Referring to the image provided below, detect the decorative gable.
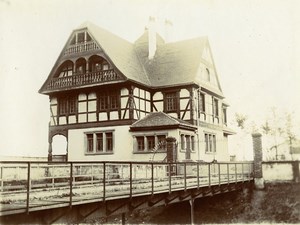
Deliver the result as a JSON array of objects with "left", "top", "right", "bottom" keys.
[{"left": 63, "top": 29, "right": 101, "bottom": 56}]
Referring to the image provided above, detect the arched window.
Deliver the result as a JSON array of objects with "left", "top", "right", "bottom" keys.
[
  {"left": 56, "top": 60, "right": 73, "bottom": 77},
  {"left": 75, "top": 58, "right": 86, "bottom": 74},
  {"left": 204, "top": 68, "right": 210, "bottom": 82},
  {"left": 88, "top": 55, "right": 111, "bottom": 72}
]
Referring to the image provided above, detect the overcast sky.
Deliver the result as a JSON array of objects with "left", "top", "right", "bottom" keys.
[{"left": 0, "top": 0, "right": 299, "bottom": 157}]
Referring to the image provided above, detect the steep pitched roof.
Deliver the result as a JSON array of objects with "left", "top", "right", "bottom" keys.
[
  {"left": 80, "top": 22, "right": 150, "bottom": 85},
  {"left": 130, "top": 112, "right": 197, "bottom": 131}
]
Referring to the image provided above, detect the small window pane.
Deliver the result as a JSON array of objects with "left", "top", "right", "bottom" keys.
[
  {"left": 157, "top": 135, "right": 166, "bottom": 151},
  {"left": 147, "top": 136, "right": 155, "bottom": 150},
  {"left": 87, "top": 134, "right": 94, "bottom": 152},
  {"left": 106, "top": 132, "right": 113, "bottom": 152},
  {"left": 137, "top": 137, "right": 144, "bottom": 151},
  {"left": 96, "top": 133, "right": 103, "bottom": 152}
]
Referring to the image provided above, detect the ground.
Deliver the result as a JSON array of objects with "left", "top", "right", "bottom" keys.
[{"left": 85, "top": 183, "right": 300, "bottom": 224}]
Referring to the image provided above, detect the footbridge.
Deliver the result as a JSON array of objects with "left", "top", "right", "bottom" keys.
[{"left": 0, "top": 161, "right": 254, "bottom": 224}]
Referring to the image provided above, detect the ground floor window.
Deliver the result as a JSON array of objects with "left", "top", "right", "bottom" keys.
[
  {"left": 85, "top": 131, "right": 114, "bottom": 154},
  {"left": 205, "top": 133, "right": 216, "bottom": 153},
  {"left": 180, "top": 133, "right": 195, "bottom": 152},
  {"left": 134, "top": 134, "right": 167, "bottom": 152}
]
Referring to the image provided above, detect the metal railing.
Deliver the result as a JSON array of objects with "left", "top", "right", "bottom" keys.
[{"left": 0, "top": 161, "right": 253, "bottom": 215}]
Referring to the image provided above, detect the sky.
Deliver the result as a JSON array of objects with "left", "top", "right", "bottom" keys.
[{"left": 0, "top": 0, "right": 299, "bottom": 157}]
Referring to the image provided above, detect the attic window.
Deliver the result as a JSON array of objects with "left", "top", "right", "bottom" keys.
[
  {"left": 205, "top": 68, "right": 210, "bottom": 82},
  {"left": 78, "top": 32, "right": 85, "bottom": 43}
]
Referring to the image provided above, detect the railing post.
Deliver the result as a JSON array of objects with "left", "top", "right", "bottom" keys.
[
  {"left": 197, "top": 163, "right": 199, "bottom": 189},
  {"left": 227, "top": 163, "right": 230, "bottom": 185},
  {"left": 26, "top": 162, "right": 31, "bottom": 214},
  {"left": 184, "top": 163, "right": 187, "bottom": 191},
  {"left": 208, "top": 163, "right": 211, "bottom": 187},
  {"left": 151, "top": 163, "right": 154, "bottom": 195},
  {"left": 168, "top": 163, "right": 172, "bottom": 193},
  {"left": 70, "top": 162, "right": 73, "bottom": 208},
  {"left": 242, "top": 163, "right": 244, "bottom": 183},
  {"left": 235, "top": 163, "right": 237, "bottom": 184},
  {"left": 129, "top": 162, "right": 132, "bottom": 199},
  {"left": 218, "top": 164, "right": 221, "bottom": 185},
  {"left": 103, "top": 162, "right": 106, "bottom": 202}
]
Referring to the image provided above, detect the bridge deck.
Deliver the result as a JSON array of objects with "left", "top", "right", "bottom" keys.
[{"left": 0, "top": 161, "right": 253, "bottom": 216}]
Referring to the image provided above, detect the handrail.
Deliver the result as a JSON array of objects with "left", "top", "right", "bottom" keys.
[
  {"left": 0, "top": 161, "right": 254, "bottom": 215},
  {"left": 46, "top": 69, "right": 122, "bottom": 90}
]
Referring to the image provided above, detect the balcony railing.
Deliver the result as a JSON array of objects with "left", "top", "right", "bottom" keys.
[
  {"left": 46, "top": 69, "right": 122, "bottom": 90},
  {"left": 63, "top": 41, "right": 99, "bottom": 55}
]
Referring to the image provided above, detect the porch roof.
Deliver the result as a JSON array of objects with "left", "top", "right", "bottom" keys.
[{"left": 130, "top": 112, "right": 197, "bottom": 131}]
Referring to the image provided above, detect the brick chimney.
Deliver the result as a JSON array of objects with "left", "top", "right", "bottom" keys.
[{"left": 148, "top": 16, "right": 156, "bottom": 59}]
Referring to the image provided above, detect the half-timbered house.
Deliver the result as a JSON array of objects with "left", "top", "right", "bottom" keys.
[{"left": 39, "top": 19, "right": 234, "bottom": 162}]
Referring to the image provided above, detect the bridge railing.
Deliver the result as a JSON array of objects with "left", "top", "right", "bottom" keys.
[{"left": 0, "top": 161, "right": 253, "bottom": 215}]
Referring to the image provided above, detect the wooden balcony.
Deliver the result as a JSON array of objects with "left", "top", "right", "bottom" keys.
[
  {"left": 63, "top": 41, "right": 99, "bottom": 55},
  {"left": 46, "top": 69, "right": 123, "bottom": 91}
]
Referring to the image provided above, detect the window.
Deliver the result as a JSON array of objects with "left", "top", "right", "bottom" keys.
[
  {"left": 136, "top": 137, "right": 145, "bottom": 151},
  {"left": 87, "top": 134, "right": 94, "bottom": 153},
  {"left": 77, "top": 32, "right": 85, "bottom": 43},
  {"left": 180, "top": 133, "right": 195, "bottom": 152},
  {"left": 157, "top": 135, "right": 166, "bottom": 151},
  {"left": 58, "top": 96, "right": 77, "bottom": 116},
  {"left": 198, "top": 92, "right": 205, "bottom": 114},
  {"left": 85, "top": 131, "right": 114, "bottom": 154},
  {"left": 205, "top": 133, "right": 216, "bottom": 153},
  {"left": 134, "top": 134, "right": 167, "bottom": 152},
  {"left": 204, "top": 68, "right": 210, "bottom": 82},
  {"left": 222, "top": 107, "right": 227, "bottom": 124},
  {"left": 58, "top": 62, "right": 73, "bottom": 77},
  {"left": 213, "top": 98, "right": 219, "bottom": 117},
  {"left": 147, "top": 136, "right": 155, "bottom": 150},
  {"left": 165, "top": 92, "right": 177, "bottom": 112},
  {"left": 98, "top": 91, "right": 119, "bottom": 111}
]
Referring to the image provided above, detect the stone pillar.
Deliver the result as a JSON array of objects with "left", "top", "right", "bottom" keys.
[{"left": 252, "top": 133, "right": 264, "bottom": 189}]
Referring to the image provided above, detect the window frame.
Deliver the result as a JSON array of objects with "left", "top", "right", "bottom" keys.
[
  {"left": 133, "top": 133, "right": 167, "bottom": 153},
  {"left": 204, "top": 133, "right": 217, "bottom": 154},
  {"left": 58, "top": 96, "right": 77, "bottom": 116},
  {"left": 85, "top": 130, "right": 115, "bottom": 155},
  {"left": 98, "top": 90, "right": 120, "bottom": 112},
  {"left": 164, "top": 91, "right": 178, "bottom": 113},
  {"left": 180, "top": 132, "right": 196, "bottom": 153}
]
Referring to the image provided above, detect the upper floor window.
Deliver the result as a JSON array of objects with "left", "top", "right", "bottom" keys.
[
  {"left": 222, "top": 107, "right": 227, "bottom": 125},
  {"left": 70, "top": 31, "right": 92, "bottom": 45},
  {"left": 213, "top": 98, "right": 219, "bottom": 117},
  {"left": 198, "top": 91, "right": 205, "bottom": 115},
  {"left": 58, "top": 96, "right": 77, "bottom": 116},
  {"left": 164, "top": 92, "right": 178, "bottom": 112},
  {"left": 85, "top": 131, "right": 114, "bottom": 154},
  {"left": 57, "top": 61, "right": 73, "bottom": 77},
  {"left": 89, "top": 55, "right": 111, "bottom": 72},
  {"left": 98, "top": 90, "right": 119, "bottom": 111}
]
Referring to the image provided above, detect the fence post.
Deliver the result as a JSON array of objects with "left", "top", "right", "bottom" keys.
[
  {"left": 252, "top": 133, "right": 265, "bottom": 189},
  {"left": 26, "top": 162, "right": 31, "bottom": 214}
]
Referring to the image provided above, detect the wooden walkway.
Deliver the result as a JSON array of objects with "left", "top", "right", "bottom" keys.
[{"left": 0, "top": 161, "right": 253, "bottom": 217}]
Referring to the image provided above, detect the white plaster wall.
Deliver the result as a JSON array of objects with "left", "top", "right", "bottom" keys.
[
  {"left": 262, "top": 163, "right": 294, "bottom": 182},
  {"left": 68, "top": 125, "right": 133, "bottom": 161}
]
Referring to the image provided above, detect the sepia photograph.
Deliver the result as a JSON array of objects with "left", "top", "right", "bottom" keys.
[{"left": 0, "top": 0, "right": 299, "bottom": 224}]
